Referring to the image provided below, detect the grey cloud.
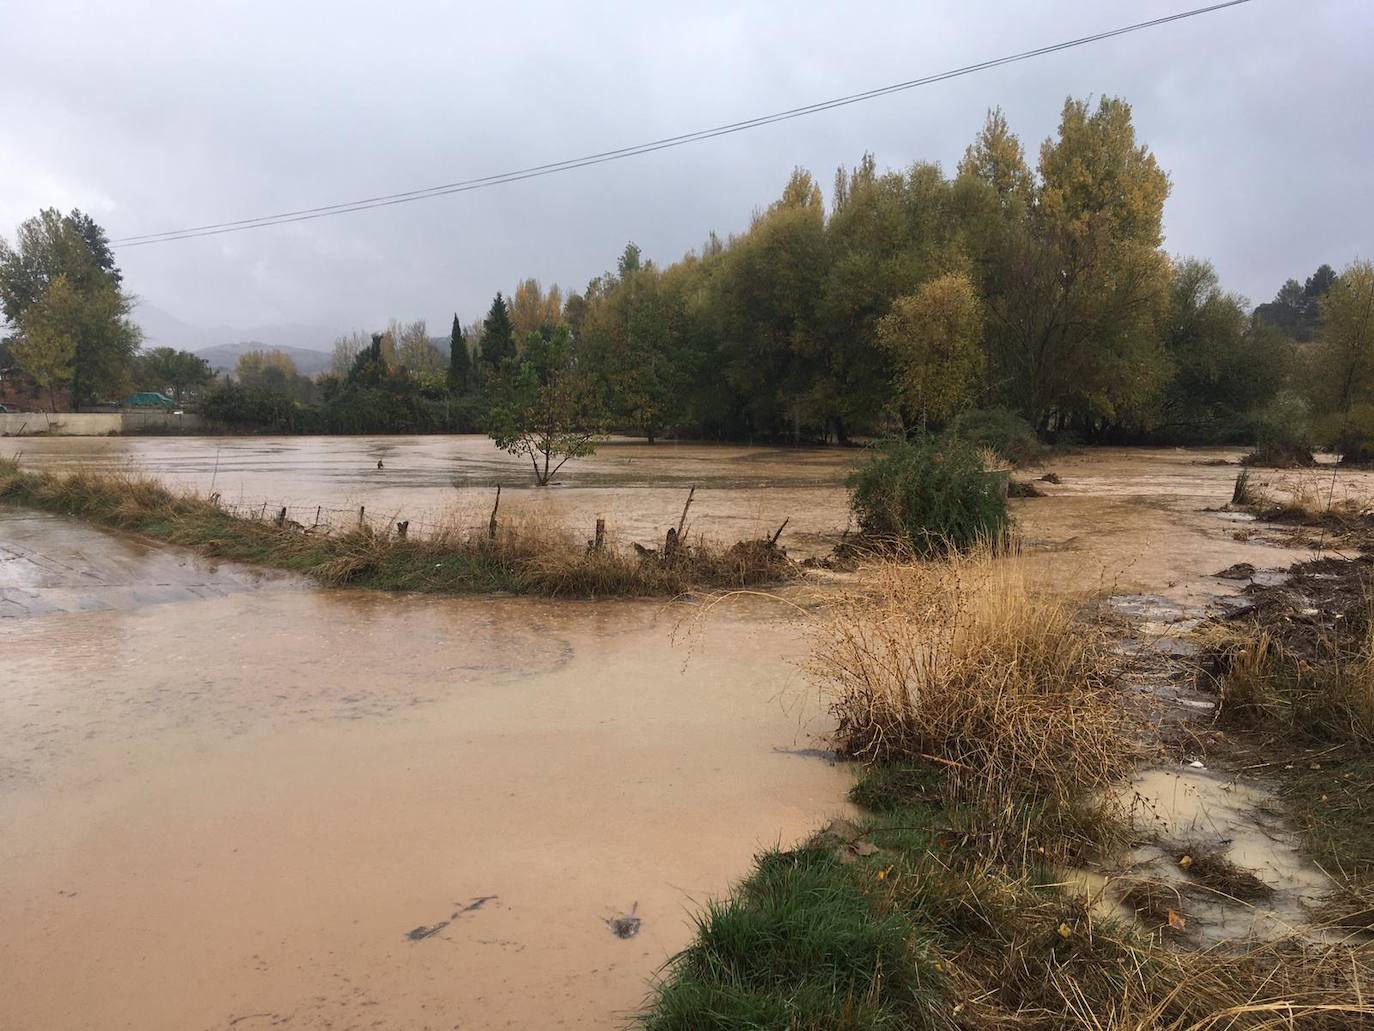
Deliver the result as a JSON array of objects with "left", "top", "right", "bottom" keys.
[{"left": 3, "top": 0, "right": 1370, "bottom": 347}]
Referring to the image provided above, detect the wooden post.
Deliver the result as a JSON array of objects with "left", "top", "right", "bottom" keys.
[
  {"left": 358, "top": 505, "right": 366, "bottom": 528},
  {"left": 275, "top": 506, "right": 287, "bottom": 528},
  {"left": 675, "top": 485, "right": 696, "bottom": 540},
  {"left": 396, "top": 520, "right": 409, "bottom": 539},
  {"left": 259, "top": 502, "right": 268, "bottom": 520},
  {"left": 769, "top": 518, "right": 789, "bottom": 547},
  {"left": 314, "top": 505, "right": 321, "bottom": 527},
  {"left": 593, "top": 517, "right": 605, "bottom": 553},
  {"left": 488, "top": 485, "right": 501, "bottom": 540}
]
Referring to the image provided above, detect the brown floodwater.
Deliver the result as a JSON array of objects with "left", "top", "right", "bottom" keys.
[
  {"left": 2, "top": 513, "right": 850, "bottom": 1030},
  {"left": 5, "top": 439, "right": 1371, "bottom": 1029}
]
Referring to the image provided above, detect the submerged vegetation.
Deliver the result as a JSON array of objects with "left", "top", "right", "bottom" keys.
[
  {"left": 846, "top": 438, "right": 1012, "bottom": 556},
  {"left": 0, "top": 459, "right": 794, "bottom": 597},
  {"left": 641, "top": 550, "right": 1374, "bottom": 1028}
]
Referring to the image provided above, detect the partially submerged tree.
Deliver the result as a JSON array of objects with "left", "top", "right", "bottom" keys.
[
  {"left": 447, "top": 314, "right": 471, "bottom": 394},
  {"left": 486, "top": 325, "right": 607, "bottom": 485},
  {"left": 0, "top": 208, "right": 139, "bottom": 408},
  {"left": 479, "top": 292, "right": 516, "bottom": 368},
  {"left": 1310, "top": 260, "right": 1374, "bottom": 460},
  {"left": 235, "top": 348, "right": 299, "bottom": 390},
  {"left": 394, "top": 319, "right": 445, "bottom": 376}
]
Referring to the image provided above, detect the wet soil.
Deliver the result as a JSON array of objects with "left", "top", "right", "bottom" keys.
[{"left": 4, "top": 440, "right": 1370, "bottom": 1028}]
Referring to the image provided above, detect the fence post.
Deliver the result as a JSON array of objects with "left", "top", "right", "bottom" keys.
[
  {"left": 358, "top": 505, "right": 366, "bottom": 528},
  {"left": 594, "top": 517, "right": 605, "bottom": 553},
  {"left": 275, "top": 506, "right": 287, "bottom": 528},
  {"left": 396, "top": 520, "right": 409, "bottom": 539}
]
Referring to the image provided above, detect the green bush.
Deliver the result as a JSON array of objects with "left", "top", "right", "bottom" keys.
[
  {"left": 946, "top": 407, "right": 1045, "bottom": 466},
  {"left": 847, "top": 436, "right": 1011, "bottom": 555},
  {"left": 1243, "top": 391, "right": 1316, "bottom": 467}
]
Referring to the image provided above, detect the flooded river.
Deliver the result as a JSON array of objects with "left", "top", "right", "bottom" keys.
[{"left": 2, "top": 438, "right": 1366, "bottom": 1029}]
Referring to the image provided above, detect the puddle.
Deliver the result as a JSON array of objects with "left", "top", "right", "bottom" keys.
[{"left": 1115, "top": 766, "right": 1332, "bottom": 943}]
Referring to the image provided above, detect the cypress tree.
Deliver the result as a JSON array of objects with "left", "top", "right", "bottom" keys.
[{"left": 448, "top": 313, "right": 471, "bottom": 393}]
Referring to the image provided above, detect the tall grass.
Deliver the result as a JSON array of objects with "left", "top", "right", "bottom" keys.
[
  {"left": 810, "top": 547, "right": 1133, "bottom": 853},
  {"left": 1208, "top": 619, "right": 1374, "bottom": 749},
  {"left": 0, "top": 459, "right": 794, "bottom": 597}
]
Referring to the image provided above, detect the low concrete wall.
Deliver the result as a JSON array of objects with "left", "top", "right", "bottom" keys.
[
  {"left": 120, "top": 411, "right": 208, "bottom": 434},
  {"left": 0, "top": 412, "right": 208, "bottom": 436}
]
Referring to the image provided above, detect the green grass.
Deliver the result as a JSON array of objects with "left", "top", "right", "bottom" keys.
[
  {"left": 644, "top": 844, "right": 944, "bottom": 1031},
  {"left": 0, "top": 459, "right": 794, "bottom": 598}
]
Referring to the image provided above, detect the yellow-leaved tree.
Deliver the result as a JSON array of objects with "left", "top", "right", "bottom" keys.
[
  {"left": 12, "top": 273, "right": 79, "bottom": 411},
  {"left": 877, "top": 272, "right": 984, "bottom": 431}
]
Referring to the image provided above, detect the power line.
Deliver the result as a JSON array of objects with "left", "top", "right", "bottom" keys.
[{"left": 112, "top": 1, "right": 1255, "bottom": 247}]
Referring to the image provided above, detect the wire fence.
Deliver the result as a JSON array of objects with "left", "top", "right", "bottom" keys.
[{"left": 209, "top": 496, "right": 488, "bottom": 541}]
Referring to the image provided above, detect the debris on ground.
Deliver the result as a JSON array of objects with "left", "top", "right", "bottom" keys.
[
  {"left": 1007, "top": 478, "right": 1045, "bottom": 498},
  {"left": 605, "top": 903, "right": 641, "bottom": 939}
]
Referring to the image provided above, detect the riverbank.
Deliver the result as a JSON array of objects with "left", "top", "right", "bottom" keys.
[
  {"left": 636, "top": 546, "right": 1374, "bottom": 1027},
  {"left": 0, "top": 458, "right": 794, "bottom": 597}
]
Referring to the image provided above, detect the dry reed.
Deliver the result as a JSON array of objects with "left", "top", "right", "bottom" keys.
[{"left": 810, "top": 545, "right": 1137, "bottom": 853}]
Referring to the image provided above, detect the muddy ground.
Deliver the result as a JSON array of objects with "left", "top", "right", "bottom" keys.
[{"left": 3, "top": 439, "right": 1372, "bottom": 1029}]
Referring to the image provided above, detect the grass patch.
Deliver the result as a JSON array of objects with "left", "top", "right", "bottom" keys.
[
  {"left": 1280, "top": 754, "right": 1374, "bottom": 879},
  {"left": 811, "top": 548, "right": 1134, "bottom": 858},
  {"left": 1202, "top": 556, "right": 1374, "bottom": 940},
  {"left": 642, "top": 795, "right": 1373, "bottom": 1029},
  {"left": 0, "top": 459, "right": 796, "bottom": 598},
  {"left": 643, "top": 549, "right": 1373, "bottom": 1028},
  {"left": 643, "top": 844, "right": 944, "bottom": 1031}
]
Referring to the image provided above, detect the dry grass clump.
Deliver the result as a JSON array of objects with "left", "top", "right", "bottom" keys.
[
  {"left": 811, "top": 546, "right": 1135, "bottom": 853},
  {"left": 1168, "top": 842, "right": 1274, "bottom": 902},
  {"left": 1208, "top": 624, "right": 1374, "bottom": 749},
  {"left": 0, "top": 459, "right": 795, "bottom": 597}
]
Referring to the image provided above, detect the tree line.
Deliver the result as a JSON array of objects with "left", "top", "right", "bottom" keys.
[{"left": 3, "top": 95, "right": 1371, "bottom": 462}]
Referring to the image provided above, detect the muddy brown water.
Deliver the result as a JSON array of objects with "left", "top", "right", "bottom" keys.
[{"left": 5, "top": 439, "right": 1373, "bottom": 1029}]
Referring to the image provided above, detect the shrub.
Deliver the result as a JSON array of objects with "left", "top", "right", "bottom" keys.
[
  {"left": 946, "top": 407, "right": 1045, "bottom": 466},
  {"left": 1243, "top": 391, "right": 1315, "bottom": 467},
  {"left": 847, "top": 436, "right": 1009, "bottom": 555}
]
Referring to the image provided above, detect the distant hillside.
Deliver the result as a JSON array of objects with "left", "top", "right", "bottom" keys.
[
  {"left": 197, "top": 341, "right": 335, "bottom": 377},
  {"left": 133, "top": 302, "right": 341, "bottom": 361}
]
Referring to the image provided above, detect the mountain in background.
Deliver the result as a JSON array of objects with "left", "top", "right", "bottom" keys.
[
  {"left": 194, "top": 340, "right": 336, "bottom": 377},
  {"left": 134, "top": 302, "right": 342, "bottom": 358}
]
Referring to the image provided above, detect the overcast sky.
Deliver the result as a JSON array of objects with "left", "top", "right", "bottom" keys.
[{"left": 3, "top": 0, "right": 1371, "bottom": 347}]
